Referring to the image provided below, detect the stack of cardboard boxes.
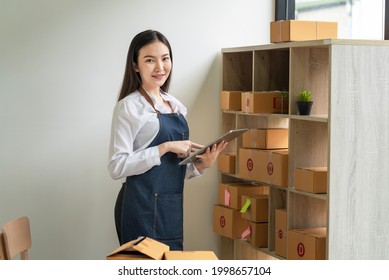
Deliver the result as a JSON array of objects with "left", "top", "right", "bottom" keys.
[
  {"left": 218, "top": 89, "right": 328, "bottom": 259},
  {"left": 240, "top": 194, "right": 269, "bottom": 248},
  {"left": 213, "top": 183, "right": 268, "bottom": 240},
  {"left": 217, "top": 90, "right": 289, "bottom": 250}
]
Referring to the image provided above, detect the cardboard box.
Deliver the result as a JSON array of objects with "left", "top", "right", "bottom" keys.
[
  {"left": 240, "top": 194, "right": 269, "bottom": 222},
  {"left": 239, "top": 148, "right": 288, "bottom": 187},
  {"left": 220, "top": 91, "right": 242, "bottom": 111},
  {"left": 287, "top": 227, "right": 326, "bottom": 260},
  {"left": 316, "top": 21, "right": 338, "bottom": 39},
  {"left": 270, "top": 20, "right": 338, "bottom": 43},
  {"left": 241, "top": 221, "right": 268, "bottom": 248},
  {"left": 107, "top": 237, "right": 218, "bottom": 260},
  {"left": 164, "top": 251, "right": 218, "bottom": 260},
  {"left": 107, "top": 236, "right": 169, "bottom": 260},
  {"left": 242, "top": 128, "right": 288, "bottom": 149},
  {"left": 270, "top": 20, "right": 282, "bottom": 43},
  {"left": 282, "top": 20, "right": 316, "bottom": 42},
  {"left": 218, "top": 183, "right": 269, "bottom": 210},
  {"left": 218, "top": 152, "right": 236, "bottom": 174},
  {"left": 213, "top": 204, "right": 249, "bottom": 239},
  {"left": 275, "top": 209, "right": 287, "bottom": 258},
  {"left": 241, "top": 91, "right": 286, "bottom": 114},
  {"left": 294, "top": 167, "right": 327, "bottom": 193}
]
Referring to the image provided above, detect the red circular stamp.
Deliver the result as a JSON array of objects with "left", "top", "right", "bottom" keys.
[
  {"left": 267, "top": 162, "right": 273, "bottom": 175},
  {"left": 297, "top": 242, "right": 305, "bottom": 257},
  {"left": 220, "top": 216, "right": 226, "bottom": 228},
  {"left": 247, "top": 158, "right": 253, "bottom": 171}
]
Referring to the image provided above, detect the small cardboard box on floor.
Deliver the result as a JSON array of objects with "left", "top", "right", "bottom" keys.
[
  {"left": 275, "top": 209, "right": 287, "bottom": 258},
  {"left": 242, "top": 128, "right": 288, "bottom": 149},
  {"left": 220, "top": 91, "right": 242, "bottom": 111},
  {"left": 213, "top": 204, "right": 248, "bottom": 239},
  {"left": 270, "top": 20, "right": 338, "bottom": 43},
  {"left": 239, "top": 148, "right": 288, "bottom": 187},
  {"left": 218, "top": 182, "right": 269, "bottom": 210},
  {"left": 241, "top": 91, "right": 287, "bottom": 114},
  {"left": 294, "top": 167, "right": 328, "bottom": 193},
  {"left": 218, "top": 152, "right": 236, "bottom": 174},
  {"left": 107, "top": 237, "right": 218, "bottom": 260},
  {"left": 287, "top": 227, "right": 326, "bottom": 260}
]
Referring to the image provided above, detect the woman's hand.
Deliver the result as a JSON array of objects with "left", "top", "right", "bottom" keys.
[
  {"left": 158, "top": 140, "right": 203, "bottom": 158},
  {"left": 194, "top": 141, "right": 228, "bottom": 172}
]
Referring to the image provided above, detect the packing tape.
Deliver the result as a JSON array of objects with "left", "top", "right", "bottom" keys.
[{"left": 240, "top": 198, "right": 251, "bottom": 213}]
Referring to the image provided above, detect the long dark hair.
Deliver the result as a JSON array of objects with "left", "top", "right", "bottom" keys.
[{"left": 117, "top": 30, "right": 173, "bottom": 101}]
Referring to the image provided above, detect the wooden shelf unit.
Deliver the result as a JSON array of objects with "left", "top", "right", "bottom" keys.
[{"left": 218, "top": 39, "right": 389, "bottom": 260}]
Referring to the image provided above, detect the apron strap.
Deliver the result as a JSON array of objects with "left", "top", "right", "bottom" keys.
[{"left": 139, "top": 87, "right": 160, "bottom": 114}]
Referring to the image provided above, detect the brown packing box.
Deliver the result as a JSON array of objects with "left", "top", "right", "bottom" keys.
[
  {"left": 213, "top": 204, "right": 249, "bottom": 239},
  {"left": 107, "top": 236, "right": 169, "bottom": 260},
  {"left": 242, "top": 128, "right": 288, "bottom": 149},
  {"left": 164, "top": 251, "right": 218, "bottom": 260},
  {"left": 220, "top": 91, "right": 242, "bottom": 111},
  {"left": 317, "top": 21, "right": 338, "bottom": 39},
  {"left": 287, "top": 227, "right": 327, "bottom": 260},
  {"left": 294, "top": 167, "right": 327, "bottom": 193},
  {"left": 107, "top": 237, "right": 218, "bottom": 260},
  {"left": 218, "top": 183, "right": 269, "bottom": 210},
  {"left": 239, "top": 148, "right": 288, "bottom": 187},
  {"left": 218, "top": 152, "right": 236, "bottom": 174},
  {"left": 270, "top": 20, "right": 282, "bottom": 43},
  {"left": 241, "top": 91, "right": 286, "bottom": 114},
  {"left": 240, "top": 194, "right": 269, "bottom": 222},
  {"left": 281, "top": 20, "right": 316, "bottom": 41},
  {"left": 275, "top": 209, "right": 287, "bottom": 258},
  {"left": 243, "top": 221, "right": 268, "bottom": 248},
  {"left": 270, "top": 20, "right": 338, "bottom": 43}
]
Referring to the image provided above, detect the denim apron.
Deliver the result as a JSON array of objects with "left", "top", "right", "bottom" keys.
[{"left": 114, "top": 89, "right": 189, "bottom": 250}]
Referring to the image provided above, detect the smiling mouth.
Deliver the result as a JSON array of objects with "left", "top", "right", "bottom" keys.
[{"left": 153, "top": 74, "right": 165, "bottom": 80}]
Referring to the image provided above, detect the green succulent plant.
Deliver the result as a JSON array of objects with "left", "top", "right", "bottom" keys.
[{"left": 297, "top": 90, "right": 312, "bottom": 102}]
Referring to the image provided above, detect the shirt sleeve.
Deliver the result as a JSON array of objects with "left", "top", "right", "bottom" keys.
[
  {"left": 185, "top": 162, "right": 204, "bottom": 179},
  {"left": 107, "top": 101, "right": 161, "bottom": 180}
]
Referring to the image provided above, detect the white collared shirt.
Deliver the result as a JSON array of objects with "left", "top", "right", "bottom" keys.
[{"left": 108, "top": 90, "right": 201, "bottom": 181}]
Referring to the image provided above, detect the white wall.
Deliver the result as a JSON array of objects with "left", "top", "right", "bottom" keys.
[{"left": 0, "top": 0, "right": 273, "bottom": 259}]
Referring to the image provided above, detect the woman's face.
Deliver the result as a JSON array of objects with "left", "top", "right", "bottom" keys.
[{"left": 136, "top": 41, "right": 172, "bottom": 92}]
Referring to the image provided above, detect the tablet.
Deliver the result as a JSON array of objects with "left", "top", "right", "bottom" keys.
[{"left": 179, "top": 128, "right": 248, "bottom": 165}]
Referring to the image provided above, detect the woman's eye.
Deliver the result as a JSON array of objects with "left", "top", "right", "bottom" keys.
[
  {"left": 163, "top": 57, "right": 170, "bottom": 61},
  {"left": 145, "top": 59, "right": 154, "bottom": 63}
]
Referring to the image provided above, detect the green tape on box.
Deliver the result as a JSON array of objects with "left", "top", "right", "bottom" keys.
[{"left": 240, "top": 198, "right": 251, "bottom": 213}]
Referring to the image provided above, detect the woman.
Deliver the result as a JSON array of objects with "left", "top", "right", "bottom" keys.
[{"left": 108, "top": 30, "right": 227, "bottom": 250}]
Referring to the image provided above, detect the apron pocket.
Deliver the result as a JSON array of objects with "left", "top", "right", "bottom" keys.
[{"left": 153, "top": 193, "right": 183, "bottom": 241}]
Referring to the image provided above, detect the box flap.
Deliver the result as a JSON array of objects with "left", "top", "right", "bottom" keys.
[
  {"left": 133, "top": 237, "right": 170, "bottom": 260},
  {"left": 107, "top": 236, "right": 169, "bottom": 260}
]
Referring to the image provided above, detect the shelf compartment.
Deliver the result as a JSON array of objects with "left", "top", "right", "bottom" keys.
[
  {"left": 288, "top": 192, "right": 327, "bottom": 229},
  {"left": 222, "top": 51, "right": 253, "bottom": 91},
  {"left": 254, "top": 48, "right": 289, "bottom": 92},
  {"left": 288, "top": 119, "right": 328, "bottom": 189},
  {"left": 290, "top": 46, "right": 329, "bottom": 116}
]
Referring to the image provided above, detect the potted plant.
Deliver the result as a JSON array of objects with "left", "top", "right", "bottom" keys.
[{"left": 297, "top": 90, "right": 313, "bottom": 115}]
